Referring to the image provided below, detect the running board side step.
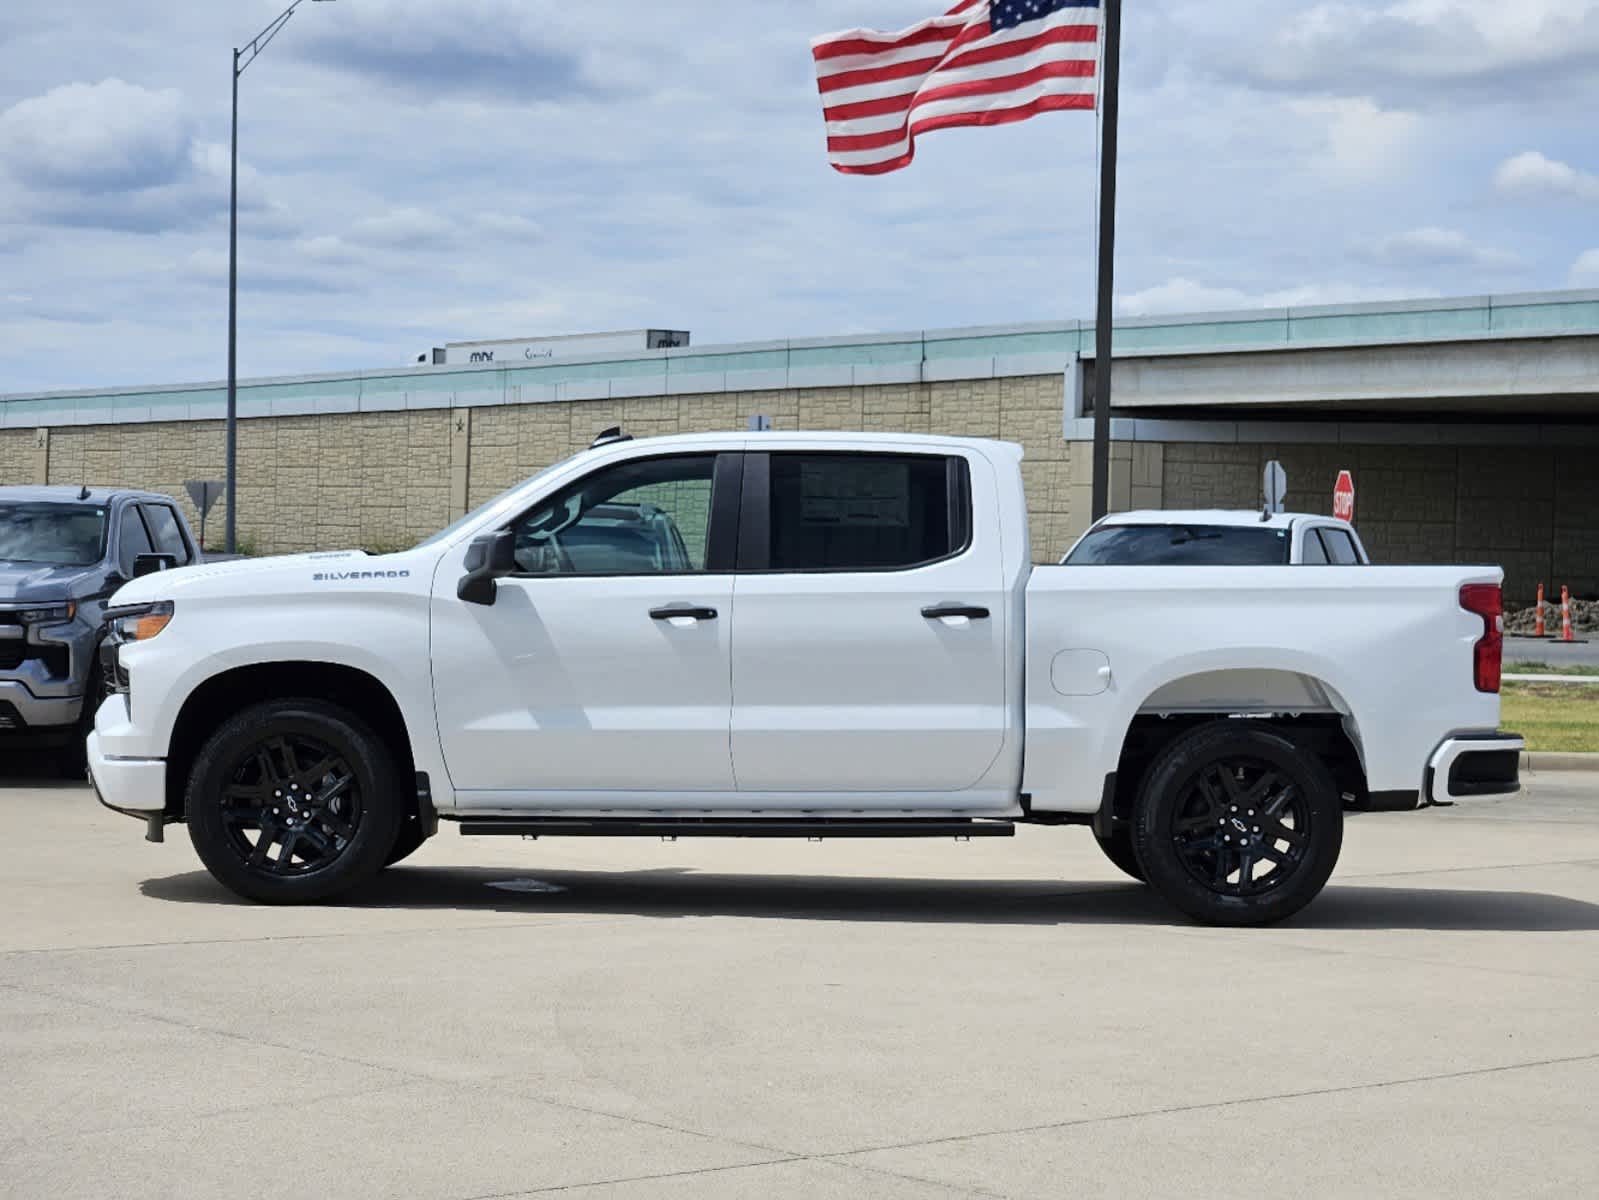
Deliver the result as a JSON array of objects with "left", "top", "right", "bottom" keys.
[{"left": 454, "top": 818, "right": 1017, "bottom": 840}]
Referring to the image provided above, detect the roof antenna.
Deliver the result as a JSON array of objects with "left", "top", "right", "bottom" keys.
[
  {"left": 79, "top": 485, "right": 91, "bottom": 501},
  {"left": 590, "top": 426, "right": 633, "bottom": 449}
]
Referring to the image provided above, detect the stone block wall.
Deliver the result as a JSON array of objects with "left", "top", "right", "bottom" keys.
[
  {"left": 12, "top": 375, "right": 1071, "bottom": 562},
  {"left": 1160, "top": 441, "right": 1597, "bottom": 600}
]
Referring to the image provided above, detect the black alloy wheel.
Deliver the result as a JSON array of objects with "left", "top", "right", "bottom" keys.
[
  {"left": 1169, "top": 759, "right": 1311, "bottom": 899},
  {"left": 1133, "top": 722, "right": 1342, "bottom": 926},
  {"left": 217, "top": 733, "right": 363, "bottom": 878},
  {"left": 187, "top": 699, "right": 401, "bottom": 904}
]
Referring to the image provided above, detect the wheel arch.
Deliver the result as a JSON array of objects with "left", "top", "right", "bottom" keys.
[
  {"left": 163, "top": 661, "right": 417, "bottom": 821},
  {"left": 1101, "top": 667, "right": 1370, "bottom": 832}
]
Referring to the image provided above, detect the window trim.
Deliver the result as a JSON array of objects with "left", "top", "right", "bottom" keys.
[
  {"left": 115, "top": 502, "right": 156, "bottom": 577},
  {"left": 736, "top": 450, "right": 975, "bottom": 576},
  {"left": 138, "top": 502, "right": 194, "bottom": 566},
  {"left": 498, "top": 450, "right": 740, "bottom": 580}
]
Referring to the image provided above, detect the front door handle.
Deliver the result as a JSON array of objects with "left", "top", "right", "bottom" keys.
[
  {"left": 651, "top": 605, "right": 719, "bottom": 622},
  {"left": 922, "top": 604, "right": 990, "bottom": 621}
]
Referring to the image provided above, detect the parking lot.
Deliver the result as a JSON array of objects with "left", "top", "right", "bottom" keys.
[{"left": 3, "top": 769, "right": 1596, "bottom": 1199}]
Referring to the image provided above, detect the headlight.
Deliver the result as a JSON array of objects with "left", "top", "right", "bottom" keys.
[
  {"left": 110, "top": 601, "right": 175, "bottom": 642},
  {"left": 19, "top": 602, "right": 76, "bottom": 625}
]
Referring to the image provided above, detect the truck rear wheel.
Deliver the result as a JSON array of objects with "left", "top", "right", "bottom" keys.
[
  {"left": 1133, "top": 722, "right": 1342, "bottom": 927},
  {"left": 1092, "top": 829, "right": 1146, "bottom": 882},
  {"left": 185, "top": 699, "right": 402, "bottom": 904}
]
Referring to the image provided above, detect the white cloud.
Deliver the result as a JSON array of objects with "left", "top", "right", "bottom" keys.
[
  {"left": 1289, "top": 97, "right": 1421, "bottom": 180},
  {"left": 1494, "top": 151, "right": 1599, "bottom": 202},
  {"left": 1240, "top": 0, "right": 1599, "bottom": 93},
  {"left": 1352, "top": 227, "right": 1521, "bottom": 270},
  {"left": 1117, "top": 277, "right": 1437, "bottom": 317},
  {"left": 1572, "top": 250, "right": 1599, "bottom": 287},
  {"left": 0, "top": 79, "right": 190, "bottom": 191},
  {"left": 347, "top": 207, "right": 456, "bottom": 249}
]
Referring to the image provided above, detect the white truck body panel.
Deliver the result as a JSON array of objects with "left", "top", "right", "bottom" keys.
[
  {"left": 92, "top": 432, "right": 1507, "bottom": 827},
  {"left": 1021, "top": 565, "right": 1502, "bottom": 812}
]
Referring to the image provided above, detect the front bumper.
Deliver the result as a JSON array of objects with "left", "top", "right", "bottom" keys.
[
  {"left": 0, "top": 678, "right": 83, "bottom": 733},
  {"left": 87, "top": 693, "right": 168, "bottom": 819},
  {"left": 1427, "top": 733, "right": 1524, "bottom": 805}
]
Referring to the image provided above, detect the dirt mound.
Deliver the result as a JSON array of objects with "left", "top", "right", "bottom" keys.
[{"left": 1506, "top": 596, "right": 1599, "bottom": 636}]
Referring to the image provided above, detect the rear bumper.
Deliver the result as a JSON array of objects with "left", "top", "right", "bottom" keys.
[
  {"left": 87, "top": 731, "right": 167, "bottom": 816},
  {"left": 1427, "top": 733, "right": 1524, "bottom": 805}
]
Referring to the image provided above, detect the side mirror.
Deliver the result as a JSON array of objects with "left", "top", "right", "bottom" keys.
[
  {"left": 458, "top": 530, "right": 518, "bottom": 606},
  {"left": 133, "top": 552, "right": 179, "bottom": 578}
]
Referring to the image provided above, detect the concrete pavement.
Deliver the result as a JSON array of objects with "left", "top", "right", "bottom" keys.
[{"left": 2, "top": 772, "right": 1597, "bottom": 1198}]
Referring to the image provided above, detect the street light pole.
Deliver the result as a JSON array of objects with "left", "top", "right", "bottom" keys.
[
  {"left": 227, "top": 50, "right": 240, "bottom": 553},
  {"left": 225, "top": 0, "right": 336, "bottom": 554}
]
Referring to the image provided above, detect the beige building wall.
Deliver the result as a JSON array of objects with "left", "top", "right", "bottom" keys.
[
  {"left": 12, "top": 376, "right": 1591, "bottom": 599},
  {"left": 16, "top": 375, "right": 1073, "bottom": 561},
  {"left": 0, "top": 428, "right": 49, "bottom": 485}
]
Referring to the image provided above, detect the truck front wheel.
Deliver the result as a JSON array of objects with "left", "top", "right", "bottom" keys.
[
  {"left": 1133, "top": 722, "right": 1343, "bottom": 927},
  {"left": 185, "top": 699, "right": 403, "bottom": 904}
]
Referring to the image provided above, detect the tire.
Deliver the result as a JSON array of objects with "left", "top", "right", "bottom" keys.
[
  {"left": 1132, "top": 721, "right": 1343, "bottom": 927},
  {"left": 383, "top": 818, "right": 427, "bottom": 868},
  {"left": 185, "top": 699, "right": 403, "bottom": 904},
  {"left": 1093, "top": 828, "right": 1146, "bottom": 883}
]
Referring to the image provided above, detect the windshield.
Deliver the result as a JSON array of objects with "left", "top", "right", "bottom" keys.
[
  {"left": 411, "top": 460, "right": 571, "bottom": 551},
  {"left": 0, "top": 502, "right": 109, "bottom": 567},
  {"left": 1066, "top": 524, "right": 1291, "bottom": 566}
]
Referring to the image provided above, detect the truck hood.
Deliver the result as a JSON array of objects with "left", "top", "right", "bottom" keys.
[
  {"left": 108, "top": 550, "right": 426, "bottom": 607},
  {"left": 0, "top": 560, "right": 103, "bottom": 604}
]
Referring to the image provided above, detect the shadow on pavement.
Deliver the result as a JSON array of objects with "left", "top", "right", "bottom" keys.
[
  {"left": 139, "top": 864, "right": 1599, "bottom": 932},
  {"left": 0, "top": 751, "right": 82, "bottom": 788}
]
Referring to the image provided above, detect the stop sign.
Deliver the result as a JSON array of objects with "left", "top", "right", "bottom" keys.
[{"left": 1333, "top": 470, "right": 1356, "bottom": 523}]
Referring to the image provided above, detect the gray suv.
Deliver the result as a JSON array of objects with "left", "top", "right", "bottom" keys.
[{"left": 0, "top": 486, "right": 200, "bottom": 775}]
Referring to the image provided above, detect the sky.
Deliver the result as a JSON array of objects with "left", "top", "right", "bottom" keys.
[{"left": 2, "top": 0, "right": 1599, "bottom": 394}]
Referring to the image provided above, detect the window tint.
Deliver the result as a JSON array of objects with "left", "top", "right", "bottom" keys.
[
  {"left": 118, "top": 508, "right": 154, "bottom": 575},
  {"left": 1066, "top": 525, "right": 1290, "bottom": 566},
  {"left": 767, "top": 454, "right": 962, "bottom": 571},
  {"left": 510, "top": 455, "right": 716, "bottom": 575},
  {"left": 1300, "top": 528, "right": 1330, "bottom": 564},
  {"left": 141, "top": 504, "right": 191, "bottom": 564},
  {"left": 1321, "top": 529, "right": 1360, "bottom": 565}
]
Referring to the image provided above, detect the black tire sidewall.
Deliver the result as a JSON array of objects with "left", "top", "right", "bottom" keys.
[
  {"left": 1133, "top": 722, "right": 1343, "bottom": 926},
  {"left": 186, "top": 700, "right": 401, "bottom": 904},
  {"left": 1093, "top": 828, "right": 1147, "bottom": 883}
]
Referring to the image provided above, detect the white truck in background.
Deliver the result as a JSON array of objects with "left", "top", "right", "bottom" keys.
[
  {"left": 1065, "top": 510, "right": 1371, "bottom": 566},
  {"left": 89, "top": 431, "right": 1521, "bottom": 926}
]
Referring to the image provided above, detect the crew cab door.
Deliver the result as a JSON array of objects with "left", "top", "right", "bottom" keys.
[
  {"left": 729, "top": 448, "right": 1009, "bottom": 800},
  {"left": 431, "top": 452, "right": 741, "bottom": 797}
]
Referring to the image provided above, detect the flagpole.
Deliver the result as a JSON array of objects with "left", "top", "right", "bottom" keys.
[{"left": 1090, "top": 0, "right": 1122, "bottom": 521}]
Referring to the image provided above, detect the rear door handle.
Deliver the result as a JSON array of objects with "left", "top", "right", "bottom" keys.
[
  {"left": 651, "top": 605, "right": 719, "bottom": 622},
  {"left": 922, "top": 604, "right": 990, "bottom": 621}
]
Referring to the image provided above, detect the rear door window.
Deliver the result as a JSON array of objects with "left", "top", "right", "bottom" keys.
[{"left": 762, "top": 453, "right": 967, "bottom": 572}]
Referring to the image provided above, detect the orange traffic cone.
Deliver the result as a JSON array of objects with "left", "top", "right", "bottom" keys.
[
  {"left": 1562, "top": 586, "right": 1575, "bottom": 643},
  {"left": 1535, "top": 583, "right": 1547, "bottom": 638}
]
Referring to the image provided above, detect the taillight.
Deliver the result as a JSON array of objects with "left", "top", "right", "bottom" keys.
[{"left": 1460, "top": 584, "right": 1503, "bottom": 694}]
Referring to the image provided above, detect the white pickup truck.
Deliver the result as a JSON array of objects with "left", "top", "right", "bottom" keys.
[{"left": 89, "top": 431, "right": 1522, "bottom": 926}]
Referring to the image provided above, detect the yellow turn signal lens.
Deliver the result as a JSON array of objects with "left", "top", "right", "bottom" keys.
[{"left": 133, "top": 612, "right": 173, "bottom": 641}]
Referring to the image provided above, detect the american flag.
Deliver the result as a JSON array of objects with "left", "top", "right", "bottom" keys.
[{"left": 813, "top": 0, "right": 1102, "bottom": 176}]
